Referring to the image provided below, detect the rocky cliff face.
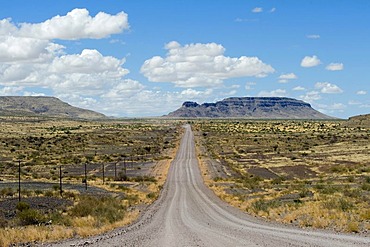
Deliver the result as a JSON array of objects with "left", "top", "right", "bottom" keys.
[
  {"left": 0, "top": 96, "right": 106, "bottom": 119},
  {"left": 167, "top": 97, "right": 333, "bottom": 119}
]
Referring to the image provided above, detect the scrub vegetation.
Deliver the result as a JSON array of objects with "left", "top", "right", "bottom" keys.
[
  {"left": 194, "top": 120, "right": 370, "bottom": 233},
  {"left": 0, "top": 116, "right": 181, "bottom": 246}
]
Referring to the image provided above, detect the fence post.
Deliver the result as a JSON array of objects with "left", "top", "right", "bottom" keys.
[
  {"left": 17, "top": 160, "right": 21, "bottom": 202},
  {"left": 84, "top": 163, "right": 87, "bottom": 190},
  {"left": 124, "top": 157, "right": 127, "bottom": 176},
  {"left": 114, "top": 162, "right": 117, "bottom": 180},
  {"left": 59, "top": 165, "right": 63, "bottom": 197},
  {"left": 102, "top": 163, "right": 105, "bottom": 185}
]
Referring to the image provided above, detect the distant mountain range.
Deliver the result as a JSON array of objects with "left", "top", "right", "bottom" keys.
[
  {"left": 0, "top": 96, "right": 106, "bottom": 119},
  {"left": 166, "top": 97, "right": 334, "bottom": 119}
]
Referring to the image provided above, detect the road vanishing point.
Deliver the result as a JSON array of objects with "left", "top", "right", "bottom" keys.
[{"left": 50, "top": 125, "right": 369, "bottom": 247}]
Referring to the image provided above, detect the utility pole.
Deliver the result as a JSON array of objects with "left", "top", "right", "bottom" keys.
[
  {"left": 59, "top": 165, "right": 63, "bottom": 197},
  {"left": 102, "top": 163, "right": 105, "bottom": 184},
  {"left": 114, "top": 162, "right": 117, "bottom": 180},
  {"left": 84, "top": 163, "right": 87, "bottom": 190},
  {"left": 124, "top": 157, "right": 127, "bottom": 176},
  {"left": 17, "top": 160, "right": 21, "bottom": 202}
]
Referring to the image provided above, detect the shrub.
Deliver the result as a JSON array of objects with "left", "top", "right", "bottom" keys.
[
  {"left": 70, "top": 196, "right": 126, "bottom": 224},
  {"left": 1, "top": 187, "right": 14, "bottom": 197},
  {"left": 146, "top": 192, "right": 157, "bottom": 199},
  {"left": 44, "top": 190, "right": 54, "bottom": 197},
  {"left": 0, "top": 216, "right": 8, "bottom": 228},
  {"left": 117, "top": 171, "right": 129, "bottom": 181},
  {"left": 53, "top": 184, "right": 60, "bottom": 191},
  {"left": 316, "top": 185, "right": 340, "bottom": 194},
  {"left": 361, "top": 183, "right": 370, "bottom": 191},
  {"left": 34, "top": 189, "right": 43, "bottom": 196},
  {"left": 17, "top": 209, "right": 45, "bottom": 225},
  {"left": 63, "top": 191, "right": 77, "bottom": 200},
  {"left": 251, "top": 199, "right": 281, "bottom": 213},
  {"left": 16, "top": 201, "right": 30, "bottom": 211},
  {"left": 130, "top": 176, "right": 157, "bottom": 183},
  {"left": 347, "top": 222, "right": 359, "bottom": 233},
  {"left": 322, "top": 198, "right": 353, "bottom": 212},
  {"left": 117, "top": 185, "right": 130, "bottom": 191}
]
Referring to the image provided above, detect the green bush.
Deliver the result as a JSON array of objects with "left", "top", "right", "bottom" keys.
[
  {"left": 251, "top": 199, "right": 281, "bottom": 213},
  {"left": 34, "top": 189, "right": 43, "bottom": 196},
  {"left": 70, "top": 196, "right": 126, "bottom": 224},
  {"left": 16, "top": 201, "right": 30, "bottom": 211},
  {"left": 1, "top": 187, "right": 14, "bottom": 197},
  {"left": 361, "top": 183, "right": 370, "bottom": 191},
  {"left": 323, "top": 198, "right": 354, "bottom": 212},
  {"left": 44, "top": 190, "right": 54, "bottom": 197},
  {"left": 146, "top": 192, "right": 157, "bottom": 199},
  {"left": 17, "top": 209, "right": 45, "bottom": 225},
  {"left": 0, "top": 216, "right": 8, "bottom": 228}
]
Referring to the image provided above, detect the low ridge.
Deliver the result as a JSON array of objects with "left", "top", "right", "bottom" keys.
[
  {"left": 167, "top": 97, "right": 333, "bottom": 119},
  {"left": 343, "top": 113, "right": 370, "bottom": 128},
  {"left": 0, "top": 96, "right": 106, "bottom": 119}
]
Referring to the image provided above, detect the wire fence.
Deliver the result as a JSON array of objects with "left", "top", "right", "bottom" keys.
[{"left": 0, "top": 158, "right": 156, "bottom": 201}]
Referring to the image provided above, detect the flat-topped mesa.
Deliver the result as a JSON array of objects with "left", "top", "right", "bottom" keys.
[
  {"left": 217, "top": 97, "right": 311, "bottom": 108},
  {"left": 167, "top": 97, "right": 333, "bottom": 119}
]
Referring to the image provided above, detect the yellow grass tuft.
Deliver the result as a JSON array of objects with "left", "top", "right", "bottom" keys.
[{"left": 0, "top": 225, "right": 74, "bottom": 247}]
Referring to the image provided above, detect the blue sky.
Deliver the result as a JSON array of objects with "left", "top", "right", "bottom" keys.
[{"left": 0, "top": 0, "right": 369, "bottom": 118}]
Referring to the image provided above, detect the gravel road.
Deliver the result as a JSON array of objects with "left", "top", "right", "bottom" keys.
[{"left": 47, "top": 125, "right": 369, "bottom": 247}]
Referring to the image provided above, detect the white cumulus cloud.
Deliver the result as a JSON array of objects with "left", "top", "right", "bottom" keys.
[
  {"left": 0, "top": 86, "right": 24, "bottom": 95},
  {"left": 0, "top": 36, "right": 53, "bottom": 62},
  {"left": 315, "top": 82, "right": 343, "bottom": 94},
  {"left": 50, "top": 49, "right": 128, "bottom": 76},
  {"left": 18, "top": 8, "right": 129, "bottom": 40},
  {"left": 301, "top": 55, "right": 321, "bottom": 68},
  {"left": 141, "top": 41, "right": 275, "bottom": 88},
  {"left": 293, "top": 86, "right": 305, "bottom": 91},
  {"left": 278, "top": 73, "right": 297, "bottom": 83},
  {"left": 0, "top": 8, "right": 127, "bottom": 63},
  {"left": 102, "top": 79, "right": 145, "bottom": 100},
  {"left": 326, "top": 63, "right": 344, "bottom": 71},
  {"left": 317, "top": 103, "right": 346, "bottom": 112},
  {"left": 0, "top": 49, "right": 132, "bottom": 96},
  {"left": 299, "top": 91, "right": 321, "bottom": 103}
]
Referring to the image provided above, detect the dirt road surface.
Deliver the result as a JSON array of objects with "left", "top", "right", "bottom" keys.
[{"left": 48, "top": 125, "right": 369, "bottom": 247}]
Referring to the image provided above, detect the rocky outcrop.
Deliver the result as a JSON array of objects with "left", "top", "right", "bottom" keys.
[
  {"left": 0, "top": 96, "right": 106, "bottom": 119},
  {"left": 166, "top": 97, "right": 333, "bottom": 119}
]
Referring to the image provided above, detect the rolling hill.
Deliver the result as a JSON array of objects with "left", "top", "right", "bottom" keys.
[{"left": 0, "top": 96, "right": 106, "bottom": 119}]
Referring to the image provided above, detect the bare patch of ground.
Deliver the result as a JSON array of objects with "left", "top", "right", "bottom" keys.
[{"left": 194, "top": 120, "right": 370, "bottom": 234}]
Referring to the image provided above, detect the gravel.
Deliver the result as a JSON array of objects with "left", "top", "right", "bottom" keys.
[{"left": 42, "top": 125, "right": 370, "bottom": 247}]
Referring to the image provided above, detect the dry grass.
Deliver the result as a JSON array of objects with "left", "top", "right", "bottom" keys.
[
  {"left": 194, "top": 119, "right": 370, "bottom": 234},
  {"left": 0, "top": 225, "right": 74, "bottom": 246},
  {"left": 0, "top": 210, "right": 140, "bottom": 246},
  {"left": 0, "top": 117, "right": 183, "bottom": 245}
]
